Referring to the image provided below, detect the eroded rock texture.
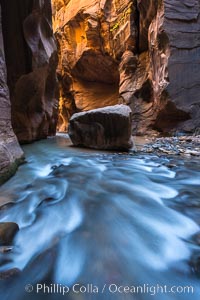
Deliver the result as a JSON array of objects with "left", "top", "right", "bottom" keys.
[
  {"left": 156, "top": 0, "right": 200, "bottom": 133},
  {"left": 69, "top": 104, "right": 133, "bottom": 150},
  {"left": 1, "top": 0, "right": 58, "bottom": 143},
  {"left": 0, "top": 4, "right": 23, "bottom": 184},
  {"left": 52, "top": 0, "right": 135, "bottom": 131},
  {"left": 53, "top": 0, "right": 200, "bottom": 134}
]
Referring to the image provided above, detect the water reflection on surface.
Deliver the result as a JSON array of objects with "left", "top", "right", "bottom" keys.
[{"left": 0, "top": 135, "right": 200, "bottom": 300}]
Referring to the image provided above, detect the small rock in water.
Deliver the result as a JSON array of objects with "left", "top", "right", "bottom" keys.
[
  {"left": 166, "top": 163, "right": 177, "bottom": 169},
  {"left": 0, "top": 246, "right": 13, "bottom": 253},
  {"left": 141, "top": 135, "right": 200, "bottom": 156},
  {"left": 0, "top": 222, "right": 19, "bottom": 246},
  {"left": 0, "top": 268, "right": 20, "bottom": 280}
]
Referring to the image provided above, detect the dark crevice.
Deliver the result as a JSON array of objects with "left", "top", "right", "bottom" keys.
[
  {"left": 135, "top": 1, "right": 140, "bottom": 54},
  {"left": 0, "top": 0, "right": 33, "bottom": 94}
]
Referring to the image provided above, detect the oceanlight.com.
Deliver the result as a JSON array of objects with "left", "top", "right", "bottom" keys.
[{"left": 25, "top": 283, "right": 194, "bottom": 296}]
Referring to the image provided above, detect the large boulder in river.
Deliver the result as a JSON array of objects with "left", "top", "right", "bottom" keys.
[{"left": 68, "top": 105, "right": 133, "bottom": 150}]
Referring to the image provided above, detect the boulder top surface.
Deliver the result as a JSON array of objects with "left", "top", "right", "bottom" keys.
[{"left": 70, "top": 104, "right": 132, "bottom": 120}]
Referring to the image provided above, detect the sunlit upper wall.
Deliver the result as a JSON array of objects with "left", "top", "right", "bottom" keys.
[{"left": 52, "top": 0, "right": 101, "bottom": 32}]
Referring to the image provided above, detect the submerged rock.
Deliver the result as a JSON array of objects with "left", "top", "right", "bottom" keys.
[
  {"left": 0, "top": 268, "right": 20, "bottom": 280},
  {"left": 68, "top": 105, "right": 133, "bottom": 150},
  {"left": 0, "top": 222, "right": 19, "bottom": 246}
]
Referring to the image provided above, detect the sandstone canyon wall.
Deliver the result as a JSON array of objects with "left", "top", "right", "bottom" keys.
[
  {"left": 0, "top": 0, "right": 58, "bottom": 183},
  {"left": 155, "top": 0, "right": 200, "bottom": 133},
  {"left": 53, "top": 0, "right": 200, "bottom": 134},
  {"left": 52, "top": 0, "right": 135, "bottom": 131},
  {"left": 1, "top": 0, "right": 58, "bottom": 143},
  {"left": 0, "top": 4, "right": 23, "bottom": 184}
]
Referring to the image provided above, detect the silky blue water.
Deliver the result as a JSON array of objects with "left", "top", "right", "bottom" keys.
[{"left": 0, "top": 135, "right": 200, "bottom": 300}]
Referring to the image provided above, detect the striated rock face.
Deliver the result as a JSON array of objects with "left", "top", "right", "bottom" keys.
[
  {"left": 1, "top": 0, "right": 58, "bottom": 143},
  {"left": 53, "top": 0, "right": 200, "bottom": 135},
  {"left": 156, "top": 0, "right": 200, "bottom": 133},
  {"left": 69, "top": 104, "right": 133, "bottom": 150},
  {"left": 144, "top": 0, "right": 197, "bottom": 134},
  {"left": 0, "top": 4, "right": 24, "bottom": 184}
]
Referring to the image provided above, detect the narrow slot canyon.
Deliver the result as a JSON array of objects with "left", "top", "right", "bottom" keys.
[
  {"left": 0, "top": 1, "right": 200, "bottom": 300},
  {"left": 0, "top": 1, "right": 199, "bottom": 146}
]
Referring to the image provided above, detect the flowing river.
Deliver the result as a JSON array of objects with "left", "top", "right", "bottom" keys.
[{"left": 0, "top": 135, "right": 200, "bottom": 300}]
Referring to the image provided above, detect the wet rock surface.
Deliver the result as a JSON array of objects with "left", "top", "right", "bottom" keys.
[
  {"left": 140, "top": 135, "right": 200, "bottom": 157},
  {"left": 0, "top": 222, "right": 19, "bottom": 246},
  {"left": 69, "top": 105, "right": 133, "bottom": 150},
  {"left": 0, "top": 268, "right": 20, "bottom": 280}
]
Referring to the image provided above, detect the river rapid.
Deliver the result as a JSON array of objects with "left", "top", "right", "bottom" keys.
[{"left": 0, "top": 135, "right": 200, "bottom": 300}]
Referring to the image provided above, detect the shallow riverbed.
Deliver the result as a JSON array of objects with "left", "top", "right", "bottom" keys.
[{"left": 0, "top": 135, "right": 200, "bottom": 300}]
